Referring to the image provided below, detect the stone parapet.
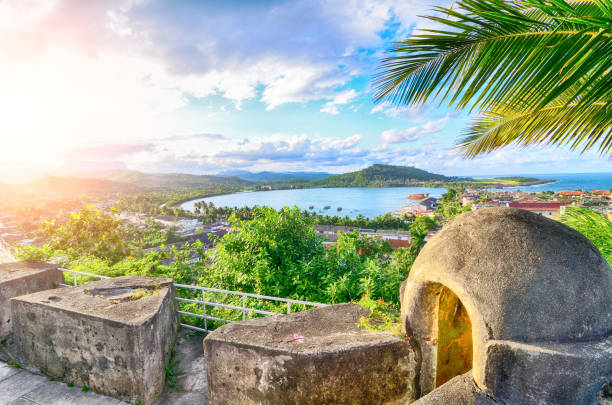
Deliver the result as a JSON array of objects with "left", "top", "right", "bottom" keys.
[
  {"left": 10, "top": 276, "right": 179, "bottom": 405},
  {"left": 204, "top": 303, "right": 417, "bottom": 405},
  {"left": 0, "top": 262, "right": 63, "bottom": 338}
]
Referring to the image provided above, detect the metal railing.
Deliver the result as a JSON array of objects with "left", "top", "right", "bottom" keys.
[{"left": 57, "top": 267, "right": 327, "bottom": 333}]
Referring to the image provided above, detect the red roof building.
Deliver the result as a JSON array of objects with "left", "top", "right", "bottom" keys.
[
  {"left": 388, "top": 239, "right": 411, "bottom": 249},
  {"left": 508, "top": 202, "right": 567, "bottom": 218},
  {"left": 559, "top": 191, "right": 584, "bottom": 196},
  {"left": 508, "top": 202, "right": 564, "bottom": 210}
]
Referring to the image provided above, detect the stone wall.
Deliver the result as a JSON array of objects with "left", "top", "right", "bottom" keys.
[
  {"left": 0, "top": 262, "right": 63, "bottom": 339},
  {"left": 10, "top": 276, "right": 179, "bottom": 405},
  {"left": 205, "top": 304, "right": 417, "bottom": 405}
]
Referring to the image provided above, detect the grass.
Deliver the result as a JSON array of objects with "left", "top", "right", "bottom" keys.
[
  {"left": 67, "top": 382, "right": 74, "bottom": 388},
  {"left": 165, "top": 347, "right": 183, "bottom": 389},
  {"left": 355, "top": 294, "right": 403, "bottom": 337}
]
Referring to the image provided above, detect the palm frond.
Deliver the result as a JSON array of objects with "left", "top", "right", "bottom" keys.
[
  {"left": 373, "top": 0, "right": 612, "bottom": 157},
  {"left": 460, "top": 101, "right": 612, "bottom": 156}
]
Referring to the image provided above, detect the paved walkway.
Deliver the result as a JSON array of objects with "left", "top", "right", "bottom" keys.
[
  {"left": 0, "top": 362, "right": 122, "bottom": 405},
  {"left": 0, "top": 331, "right": 208, "bottom": 405}
]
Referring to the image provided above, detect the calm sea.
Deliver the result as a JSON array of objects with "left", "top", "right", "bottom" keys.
[{"left": 181, "top": 172, "right": 611, "bottom": 218}]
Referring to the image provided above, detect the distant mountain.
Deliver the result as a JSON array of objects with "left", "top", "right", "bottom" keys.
[
  {"left": 22, "top": 175, "right": 141, "bottom": 195},
  {"left": 77, "top": 170, "right": 253, "bottom": 189},
  {"left": 307, "top": 164, "right": 453, "bottom": 188},
  {"left": 217, "top": 170, "right": 331, "bottom": 182}
]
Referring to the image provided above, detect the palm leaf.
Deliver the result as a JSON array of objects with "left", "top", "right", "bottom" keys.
[
  {"left": 373, "top": 0, "right": 612, "bottom": 157},
  {"left": 460, "top": 101, "right": 611, "bottom": 155}
]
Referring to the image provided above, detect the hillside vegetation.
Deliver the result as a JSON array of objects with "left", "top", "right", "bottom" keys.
[
  {"left": 82, "top": 170, "right": 252, "bottom": 189},
  {"left": 306, "top": 164, "right": 451, "bottom": 187},
  {"left": 217, "top": 170, "right": 331, "bottom": 182}
]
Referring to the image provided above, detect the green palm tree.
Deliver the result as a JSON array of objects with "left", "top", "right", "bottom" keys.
[{"left": 374, "top": 0, "right": 611, "bottom": 157}]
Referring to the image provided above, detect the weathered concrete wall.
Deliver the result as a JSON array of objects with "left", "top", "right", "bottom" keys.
[
  {"left": 10, "top": 276, "right": 179, "bottom": 405},
  {"left": 402, "top": 208, "right": 612, "bottom": 397},
  {"left": 482, "top": 338, "right": 612, "bottom": 405},
  {"left": 0, "top": 262, "right": 63, "bottom": 338},
  {"left": 411, "top": 371, "right": 496, "bottom": 405},
  {"left": 414, "top": 338, "right": 612, "bottom": 405},
  {"left": 204, "top": 303, "right": 417, "bottom": 405}
]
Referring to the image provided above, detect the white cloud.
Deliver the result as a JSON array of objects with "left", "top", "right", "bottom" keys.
[
  {"left": 320, "top": 89, "right": 358, "bottom": 115},
  {"left": 370, "top": 102, "right": 390, "bottom": 114},
  {"left": 381, "top": 128, "right": 420, "bottom": 144},
  {"left": 370, "top": 102, "right": 429, "bottom": 118},
  {"left": 1, "top": 0, "right": 447, "bottom": 112},
  {"left": 420, "top": 116, "right": 450, "bottom": 134},
  {"left": 374, "top": 117, "right": 449, "bottom": 151}
]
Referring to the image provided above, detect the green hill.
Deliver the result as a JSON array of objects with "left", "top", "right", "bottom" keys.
[
  {"left": 306, "top": 164, "right": 452, "bottom": 188},
  {"left": 77, "top": 170, "right": 253, "bottom": 190}
]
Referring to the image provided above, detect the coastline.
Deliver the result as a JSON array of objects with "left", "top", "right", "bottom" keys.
[{"left": 176, "top": 179, "right": 558, "bottom": 209}]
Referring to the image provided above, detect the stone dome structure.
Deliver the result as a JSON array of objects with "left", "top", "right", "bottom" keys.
[{"left": 401, "top": 207, "right": 612, "bottom": 404}]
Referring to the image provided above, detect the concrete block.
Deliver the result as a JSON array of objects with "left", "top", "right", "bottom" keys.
[
  {"left": 10, "top": 276, "right": 179, "bottom": 405},
  {"left": 411, "top": 372, "right": 496, "bottom": 405},
  {"left": 482, "top": 338, "right": 612, "bottom": 405},
  {"left": 204, "top": 303, "right": 417, "bottom": 405},
  {"left": 0, "top": 262, "right": 63, "bottom": 338}
]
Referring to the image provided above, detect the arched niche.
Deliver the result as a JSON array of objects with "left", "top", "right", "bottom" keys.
[
  {"left": 401, "top": 280, "right": 483, "bottom": 397},
  {"left": 435, "top": 286, "right": 472, "bottom": 387}
]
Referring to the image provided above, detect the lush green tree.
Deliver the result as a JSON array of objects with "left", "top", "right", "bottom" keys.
[
  {"left": 205, "top": 206, "right": 328, "bottom": 299},
  {"left": 560, "top": 206, "right": 612, "bottom": 268},
  {"left": 437, "top": 189, "right": 471, "bottom": 220},
  {"left": 205, "top": 206, "right": 419, "bottom": 307},
  {"left": 374, "top": 0, "right": 612, "bottom": 157},
  {"left": 17, "top": 206, "right": 130, "bottom": 264}
]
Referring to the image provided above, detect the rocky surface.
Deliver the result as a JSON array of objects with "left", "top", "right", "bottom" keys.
[
  {"left": 204, "top": 303, "right": 416, "bottom": 405},
  {"left": 411, "top": 372, "right": 496, "bottom": 405},
  {"left": 483, "top": 338, "right": 612, "bottom": 405},
  {"left": 9, "top": 276, "right": 179, "bottom": 405},
  {"left": 0, "top": 262, "right": 63, "bottom": 338},
  {"left": 401, "top": 207, "right": 612, "bottom": 402}
]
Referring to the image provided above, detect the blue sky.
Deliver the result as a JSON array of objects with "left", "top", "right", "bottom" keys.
[{"left": 0, "top": 0, "right": 610, "bottom": 182}]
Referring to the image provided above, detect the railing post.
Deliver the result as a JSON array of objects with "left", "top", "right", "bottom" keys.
[
  {"left": 287, "top": 302, "right": 291, "bottom": 314},
  {"left": 242, "top": 296, "right": 246, "bottom": 320},
  {"left": 73, "top": 273, "right": 77, "bottom": 286},
  {"left": 203, "top": 290, "right": 207, "bottom": 332}
]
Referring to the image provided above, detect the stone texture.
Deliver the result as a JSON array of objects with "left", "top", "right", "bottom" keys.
[
  {"left": 0, "top": 262, "right": 63, "bottom": 338},
  {"left": 483, "top": 338, "right": 612, "bottom": 405},
  {"left": 401, "top": 207, "right": 612, "bottom": 400},
  {"left": 153, "top": 329, "right": 209, "bottom": 405},
  {"left": 204, "top": 303, "right": 417, "bottom": 405},
  {"left": 9, "top": 276, "right": 179, "bottom": 405},
  {"left": 411, "top": 372, "right": 496, "bottom": 405},
  {"left": 0, "top": 361, "right": 123, "bottom": 405}
]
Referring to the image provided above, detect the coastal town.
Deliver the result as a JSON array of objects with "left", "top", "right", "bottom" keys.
[
  {"left": 1, "top": 187, "right": 610, "bottom": 264},
  {"left": 395, "top": 188, "right": 612, "bottom": 219}
]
